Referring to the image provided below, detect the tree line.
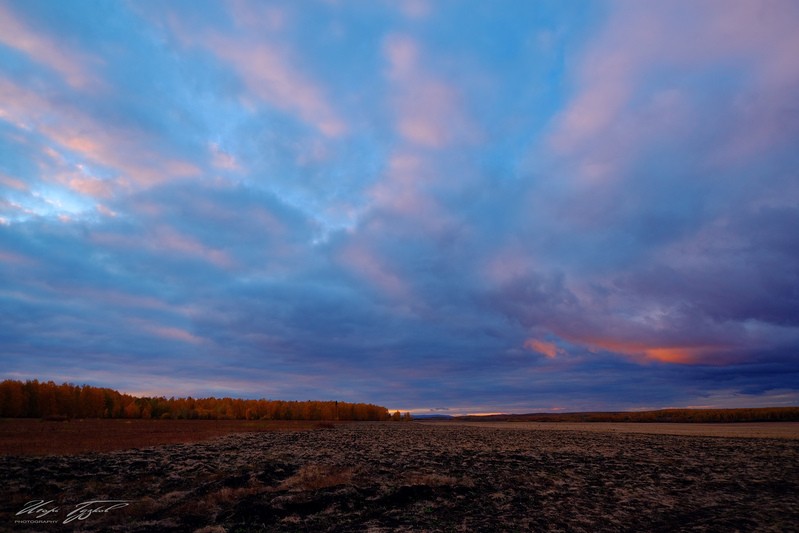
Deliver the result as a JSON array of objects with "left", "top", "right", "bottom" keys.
[
  {"left": 0, "top": 379, "right": 411, "bottom": 421},
  {"left": 457, "top": 407, "right": 799, "bottom": 423}
]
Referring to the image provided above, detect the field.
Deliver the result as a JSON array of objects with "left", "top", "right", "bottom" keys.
[
  {"left": 2, "top": 420, "right": 798, "bottom": 531},
  {"left": 0, "top": 419, "right": 331, "bottom": 456},
  {"left": 435, "top": 420, "right": 799, "bottom": 439}
]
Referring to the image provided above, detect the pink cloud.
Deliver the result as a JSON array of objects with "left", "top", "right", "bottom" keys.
[
  {"left": 395, "top": 81, "right": 462, "bottom": 148},
  {"left": 548, "top": 0, "right": 799, "bottom": 170},
  {"left": 0, "top": 76, "right": 201, "bottom": 192},
  {"left": 337, "top": 243, "right": 412, "bottom": 303},
  {"left": 51, "top": 286, "right": 188, "bottom": 317},
  {"left": 706, "top": 1, "right": 799, "bottom": 88},
  {"left": 693, "top": 1, "right": 799, "bottom": 165},
  {"left": 368, "top": 152, "right": 427, "bottom": 212},
  {"left": 366, "top": 151, "right": 459, "bottom": 236},
  {"left": 95, "top": 203, "right": 116, "bottom": 217},
  {"left": 153, "top": 227, "right": 235, "bottom": 270},
  {"left": 228, "top": 0, "right": 287, "bottom": 32},
  {"left": 397, "top": 0, "right": 431, "bottom": 20},
  {"left": 383, "top": 34, "right": 479, "bottom": 148},
  {"left": 524, "top": 338, "right": 558, "bottom": 358},
  {"left": 54, "top": 131, "right": 199, "bottom": 188},
  {"left": 0, "top": 250, "right": 35, "bottom": 266},
  {"left": 0, "top": 173, "right": 27, "bottom": 191},
  {"left": 0, "top": 2, "right": 100, "bottom": 89},
  {"left": 384, "top": 34, "right": 419, "bottom": 80},
  {"left": 215, "top": 40, "right": 346, "bottom": 137},
  {"left": 549, "top": 70, "right": 631, "bottom": 155},
  {"left": 69, "top": 176, "right": 115, "bottom": 199},
  {"left": 209, "top": 143, "right": 241, "bottom": 171},
  {"left": 91, "top": 225, "right": 234, "bottom": 270},
  {"left": 163, "top": 8, "right": 346, "bottom": 138},
  {"left": 483, "top": 247, "right": 537, "bottom": 286},
  {"left": 142, "top": 324, "right": 204, "bottom": 345}
]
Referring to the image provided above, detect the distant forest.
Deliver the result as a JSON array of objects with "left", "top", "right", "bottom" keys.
[
  {"left": 457, "top": 407, "right": 799, "bottom": 423},
  {"left": 0, "top": 379, "right": 409, "bottom": 421}
]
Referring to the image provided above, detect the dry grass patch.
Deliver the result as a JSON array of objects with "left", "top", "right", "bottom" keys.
[
  {"left": 402, "top": 472, "right": 460, "bottom": 487},
  {"left": 201, "top": 484, "right": 266, "bottom": 507},
  {"left": 279, "top": 464, "right": 356, "bottom": 491},
  {"left": 400, "top": 470, "right": 477, "bottom": 489}
]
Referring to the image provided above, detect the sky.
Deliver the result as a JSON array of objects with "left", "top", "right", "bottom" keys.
[{"left": 1, "top": 0, "right": 798, "bottom": 415}]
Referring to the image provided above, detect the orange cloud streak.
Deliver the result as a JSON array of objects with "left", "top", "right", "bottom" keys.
[
  {"left": 524, "top": 338, "right": 558, "bottom": 358},
  {"left": 576, "top": 337, "right": 730, "bottom": 365}
]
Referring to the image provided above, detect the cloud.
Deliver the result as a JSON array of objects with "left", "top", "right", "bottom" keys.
[
  {"left": 383, "top": 34, "right": 479, "bottom": 148},
  {"left": 396, "top": 0, "right": 431, "bottom": 20},
  {"left": 524, "top": 339, "right": 558, "bottom": 359},
  {"left": 209, "top": 143, "right": 240, "bottom": 171},
  {"left": 0, "top": 75, "right": 201, "bottom": 206},
  {"left": 158, "top": 3, "right": 347, "bottom": 138},
  {"left": 227, "top": 0, "right": 287, "bottom": 32},
  {"left": 496, "top": 0, "right": 799, "bottom": 369},
  {"left": 212, "top": 39, "right": 347, "bottom": 138},
  {"left": 69, "top": 177, "right": 115, "bottom": 199},
  {"left": 548, "top": 0, "right": 799, "bottom": 165},
  {"left": 0, "top": 1, "right": 99, "bottom": 88},
  {"left": 0, "top": 173, "right": 27, "bottom": 192},
  {"left": 1, "top": 1, "right": 797, "bottom": 412},
  {"left": 336, "top": 242, "right": 411, "bottom": 303},
  {"left": 366, "top": 152, "right": 442, "bottom": 223},
  {"left": 144, "top": 324, "right": 204, "bottom": 346}
]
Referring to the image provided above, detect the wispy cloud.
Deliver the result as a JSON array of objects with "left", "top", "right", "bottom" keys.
[
  {"left": 524, "top": 339, "right": 558, "bottom": 359},
  {"left": 383, "top": 33, "right": 478, "bottom": 148},
  {"left": 0, "top": 1, "right": 100, "bottom": 89},
  {"left": 0, "top": 75, "right": 200, "bottom": 204},
  {"left": 161, "top": 4, "right": 347, "bottom": 138}
]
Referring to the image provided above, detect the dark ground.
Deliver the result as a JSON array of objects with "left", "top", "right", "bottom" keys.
[
  {"left": 2, "top": 422, "right": 797, "bottom": 532},
  {"left": 0, "top": 419, "right": 328, "bottom": 456}
]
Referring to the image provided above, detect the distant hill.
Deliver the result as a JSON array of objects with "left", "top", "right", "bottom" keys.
[
  {"left": 411, "top": 414, "right": 454, "bottom": 420},
  {"left": 454, "top": 407, "right": 799, "bottom": 423}
]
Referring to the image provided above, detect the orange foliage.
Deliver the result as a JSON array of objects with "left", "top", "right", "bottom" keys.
[{"left": 0, "top": 379, "right": 391, "bottom": 421}]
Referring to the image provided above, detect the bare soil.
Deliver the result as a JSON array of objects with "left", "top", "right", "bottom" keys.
[
  {"left": 2, "top": 422, "right": 797, "bottom": 532},
  {"left": 0, "top": 419, "right": 329, "bottom": 456},
  {"left": 431, "top": 421, "right": 799, "bottom": 439}
]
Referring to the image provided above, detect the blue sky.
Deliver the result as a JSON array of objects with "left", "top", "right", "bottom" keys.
[{"left": 1, "top": 0, "right": 798, "bottom": 414}]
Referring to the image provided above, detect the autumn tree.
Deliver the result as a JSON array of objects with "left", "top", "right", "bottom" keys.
[{"left": 0, "top": 379, "right": 395, "bottom": 421}]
